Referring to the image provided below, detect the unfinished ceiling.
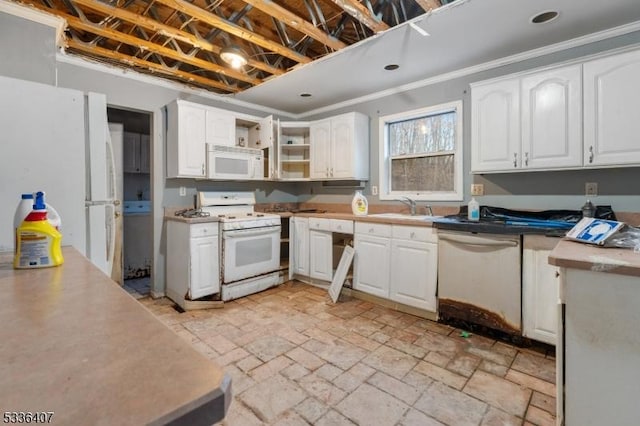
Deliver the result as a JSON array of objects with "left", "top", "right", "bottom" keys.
[{"left": 17, "top": 0, "right": 455, "bottom": 94}]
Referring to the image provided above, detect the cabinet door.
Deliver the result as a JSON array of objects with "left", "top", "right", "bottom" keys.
[
  {"left": 521, "top": 65, "right": 583, "bottom": 169},
  {"left": 189, "top": 235, "right": 220, "bottom": 299},
  {"left": 471, "top": 78, "right": 521, "bottom": 172},
  {"left": 123, "top": 132, "right": 140, "bottom": 173},
  {"left": 522, "top": 246, "right": 559, "bottom": 345},
  {"left": 139, "top": 134, "right": 150, "bottom": 173},
  {"left": 353, "top": 234, "right": 390, "bottom": 298},
  {"left": 390, "top": 239, "right": 437, "bottom": 312},
  {"left": 178, "top": 103, "right": 207, "bottom": 177},
  {"left": 330, "top": 115, "right": 354, "bottom": 178},
  {"left": 584, "top": 49, "right": 640, "bottom": 166},
  {"left": 205, "top": 109, "right": 235, "bottom": 147},
  {"left": 309, "top": 230, "right": 332, "bottom": 281},
  {"left": 310, "top": 119, "right": 331, "bottom": 179},
  {"left": 291, "top": 217, "right": 309, "bottom": 277}
]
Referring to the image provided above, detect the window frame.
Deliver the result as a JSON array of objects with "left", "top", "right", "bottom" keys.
[{"left": 378, "top": 100, "right": 463, "bottom": 202}]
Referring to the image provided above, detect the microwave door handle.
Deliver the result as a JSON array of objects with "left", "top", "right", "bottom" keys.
[{"left": 224, "top": 227, "right": 281, "bottom": 239}]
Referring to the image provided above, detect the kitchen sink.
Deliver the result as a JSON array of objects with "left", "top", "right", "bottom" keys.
[{"left": 368, "top": 213, "right": 442, "bottom": 221}]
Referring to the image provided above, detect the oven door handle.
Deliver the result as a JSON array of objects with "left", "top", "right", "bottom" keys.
[
  {"left": 223, "top": 227, "right": 281, "bottom": 239},
  {"left": 438, "top": 233, "right": 519, "bottom": 247}
]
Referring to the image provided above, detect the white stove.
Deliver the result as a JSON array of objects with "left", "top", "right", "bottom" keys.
[{"left": 197, "top": 191, "right": 282, "bottom": 301}]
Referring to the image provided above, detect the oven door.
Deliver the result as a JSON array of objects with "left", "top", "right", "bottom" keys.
[{"left": 222, "top": 225, "right": 281, "bottom": 283}]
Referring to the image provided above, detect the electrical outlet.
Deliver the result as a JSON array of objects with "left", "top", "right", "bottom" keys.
[
  {"left": 471, "top": 184, "right": 484, "bottom": 196},
  {"left": 585, "top": 182, "right": 598, "bottom": 197},
  {"left": 371, "top": 185, "right": 378, "bottom": 196},
  {"left": 179, "top": 186, "right": 186, "bottom": 196}
]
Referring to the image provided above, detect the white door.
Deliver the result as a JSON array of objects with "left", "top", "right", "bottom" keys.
[
  {"left": 584, "top": 48, "right": 640, "bottom": 166},
  {"left": 205, "top": 108, "right": 235, "bottom": 147},
  {"left": 471, "top": 78, "right": 521, "bottom": 172},
  {"left": 390, "top": 239, "right": 437, "bottom": 312},
  {"left": 310, "top": 119, "right": 331, "bottom": 178},
  {"left": 179, "top": 103, "right": 207, "bottom": 177},
  {"left": 290, "top": 217, "right": 309, "bottom": 278},
  {"left": 330, "top": 115, "right": 354, "bottom": 178},
  {"left": 523, "top": 238, "right": 560, "bottom": 345},
  {"left": 309, "top": 230, "right": 332, "bottom": 281},
  {"left": 189, "top": 235, "right": 219, "bottom": 299},
  {"left": 353, "top": 234, "right": 391, "bottom": 298},
  {"left": 521, "top": 65, "right": 583, "bottom": 169}
]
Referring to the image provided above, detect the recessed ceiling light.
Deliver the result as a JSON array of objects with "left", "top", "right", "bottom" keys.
[
  {"left": 531, "top": 10, "right": 559, "bottom": 24},
  {"left": 384, "top": 64, "right": 400, "bottom": 71},
  {"left": 300, "top": 93, "right": 312, "bottom": 97}
]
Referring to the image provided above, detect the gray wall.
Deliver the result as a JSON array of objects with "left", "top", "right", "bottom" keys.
[
  {"left": 301, "top": 30, "right": 640, "bottom": 213},
  {"left": 0, "top": 12, "right": 56, "bottom": 85}
]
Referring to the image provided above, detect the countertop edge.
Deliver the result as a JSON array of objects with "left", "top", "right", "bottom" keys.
[{"left": 549, "top": 239, "right": 640, "bottom": 277}]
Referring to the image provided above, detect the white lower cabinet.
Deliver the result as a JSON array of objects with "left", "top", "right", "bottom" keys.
[
  {"left": 390, "top": 228, "right": 438, "bottom": 312},
  {"left": 522, "top": 235, "right": 560, "bottom": 345},
  {"left": 166, "top": 221, "right": 220, "bottom": 307},
  {"left": 354, "top": 223, "right": 437, "bottom": 312}
]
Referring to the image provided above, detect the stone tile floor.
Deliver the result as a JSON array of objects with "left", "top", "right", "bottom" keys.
[{"left": 139, "top": 281, "right": 556, "bottom": 426}]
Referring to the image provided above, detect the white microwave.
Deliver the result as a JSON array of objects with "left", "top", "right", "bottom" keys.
[{"left": 206, "top": 144, "right": 263, "bottom": 180}]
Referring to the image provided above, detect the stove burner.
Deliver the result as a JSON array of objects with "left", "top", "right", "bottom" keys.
[{"left": 175, "top": 209, "right": 210, "bottom": 218}]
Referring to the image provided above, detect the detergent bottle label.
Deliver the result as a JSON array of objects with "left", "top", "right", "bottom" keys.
[{"left": 15, "top": 231, "right": 53, "bottom": 267}]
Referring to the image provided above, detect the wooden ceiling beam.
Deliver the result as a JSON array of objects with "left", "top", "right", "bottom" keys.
[
  {"left": 24, "top": 3, "right": 262, "bottom": 86},
  {"left": 154, "top": 0, "right": 312, "bottom": 65},
  {"left": 328, "top": 0, "right": 389, "bottom": 33},
  {"left": 415, "top": 0, "right": 442, "bottom": 13},
  {"left": 66, "top": 39, "right": 238, "bottom": 93},
  {"left": 71, "top": 0, "right": 284, "bottom": 76},
  {"left": 239, "top": 0, "right": 347, "bottom": 51}
]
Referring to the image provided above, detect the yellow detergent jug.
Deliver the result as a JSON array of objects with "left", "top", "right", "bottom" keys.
[{"left": 14, "top": 191, "right": 64, "bottom": 269}]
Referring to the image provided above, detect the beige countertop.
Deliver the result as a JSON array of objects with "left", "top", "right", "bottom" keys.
[
  {"left": 292, "top": 212, "right": 436, "bottom": 227},
  {"left": 549, "top": 239, "right": 640, "bottom": 277},
  {"left": 0, "top": 248, "right": 230, "bottom": 425}
]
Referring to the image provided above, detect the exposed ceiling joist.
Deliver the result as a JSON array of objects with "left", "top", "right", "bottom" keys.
[
  {"left": 415, "top": 0, "right": 442, "bottom": 13},
  {"left": 66, "top": 38, "right": 239, "bottom": 93},
  {"left": 239, "top": 0, "right": 347, "bottom": 51},
  {"left": 70, "top": 0, "right": 284, "bottom": 77},
  {"left": 24, "top": 2, "right": 258, "bottom": 86},
  {"left": 328, "top": 0, "right": 389, "bottom": 33},
  {"left": 154, "top": 0, "right": 312, "bottom": 65}
]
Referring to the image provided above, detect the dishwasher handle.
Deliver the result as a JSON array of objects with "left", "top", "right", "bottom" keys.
[{"left": 438, "top": 233, "right": 519, "bottom": 247}]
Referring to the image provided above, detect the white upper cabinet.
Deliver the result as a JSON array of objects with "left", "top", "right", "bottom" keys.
[
  {"left": 472, "top": 64, "right": 582, "bottom": 173},
  {"left": 583, "top": 48, "right": 640, "bottom": 166},
  {"left": 471, "top": 78, "right": 521, "bottom": 172},
  {"left": 521, "top": 65, "right": 583, "bottom": 169},
  {"left": 310, "top": 112, "right": 369, "bottom": 180},
  {"left": 473, "top": 47, "right": 640, "bottom": 173},
  {"left": 205, "top": 109, "right": 235, "bottom": 147},
  {"left": 167, "top": 100, "right": 206, "bottom": 178}
]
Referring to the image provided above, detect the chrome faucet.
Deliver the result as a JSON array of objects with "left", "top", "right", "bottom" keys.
[
  {"left": 399, "top": 196, "right": 417, "bottom": 215},
  {"left": 424, "top": 204, "right": 434, "bottom": 216}
]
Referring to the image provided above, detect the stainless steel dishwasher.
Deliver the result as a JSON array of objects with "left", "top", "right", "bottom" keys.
[{"left": 437, "top": 230, "right": 522, "bottom": 335}]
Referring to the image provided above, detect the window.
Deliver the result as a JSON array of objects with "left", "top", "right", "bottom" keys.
[{"left": 378, "top": 100, "right": 463, "bottom": 201}]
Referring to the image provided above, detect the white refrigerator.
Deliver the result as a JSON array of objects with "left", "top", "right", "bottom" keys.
[{"left": 0, "top": 75, "right": 121, "bottom": 278}]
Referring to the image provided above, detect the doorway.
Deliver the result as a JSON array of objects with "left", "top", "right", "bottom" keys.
[{"left": 107, "top": 106, "right": 153, "bottom": 299}]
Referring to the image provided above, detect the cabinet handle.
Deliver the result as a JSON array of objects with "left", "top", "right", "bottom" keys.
[
  {"left": 555, "top": 271, "right": 560, "bottom": 278},
  {"left": 369, "top": 228, "right": 374, "bottom": 233},
  {"left": 330, "top": 168, "right": 334, "bottom": 177},
  {"left": 588, "top": 146, "right": 594, "bottom": 164},
  {"left": 337, "top": 225, "right": 342, "bottom": 230},
  {"left": 410, "top": 232, "right": 416, "bottom": 239},
  {"left": 201, "top": 163, "right": 205, "bottom": 174},
  {"left": 326, "top": 167, "right": 329, "bottom": 177},
  {"left": 513, "top": 153, "right": 518, "bottom": 168},
  {"left": 524, "top": 152, "right": 529, "bottom": 167}
]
